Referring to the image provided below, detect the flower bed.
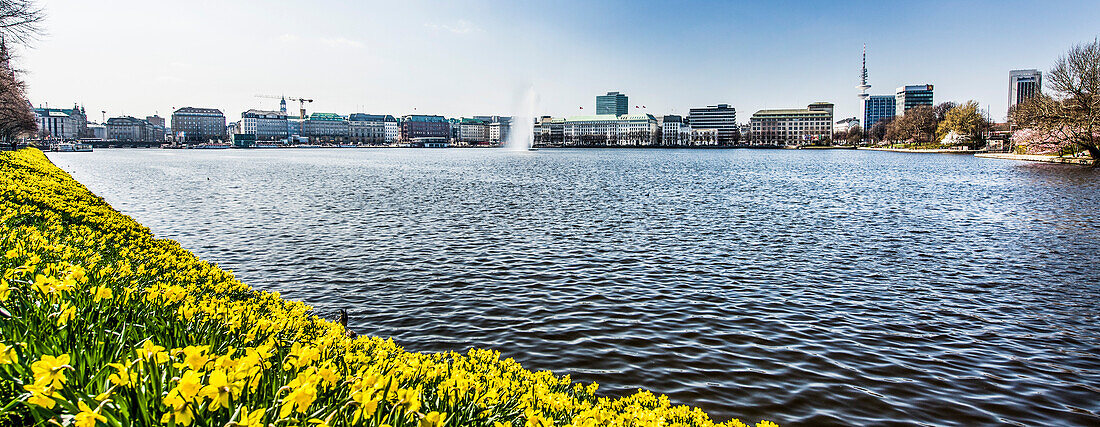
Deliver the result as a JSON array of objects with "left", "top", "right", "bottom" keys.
[{"left": 0, "top": 149, "right": 771, "bottom": 427}]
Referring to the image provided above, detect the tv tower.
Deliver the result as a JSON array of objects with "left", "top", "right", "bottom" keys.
[{"left": 857, "top": 44, "right": 871, "bottom": 126}]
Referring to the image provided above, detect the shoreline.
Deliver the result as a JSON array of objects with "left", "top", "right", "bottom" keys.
[
  {"left": 856, "top": 147, "right": 983, "bottom": 154},
  {"left": 975, "top": 152, "right": 1095, "bottom": 165}
]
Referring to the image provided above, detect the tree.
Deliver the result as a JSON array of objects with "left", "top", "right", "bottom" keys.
[
  {"left": 0, "top": 1, "right": 42, "bottom": 150},
  {"left": 0, "top": 38, "right": 34, "bottom": 149},
  {"left": 869, "top": 117, "right": 892, "bottom": 142},
  {"left": 1011, "top": 39, "right": 1100, "bottom": 163},
  {"left": 932, "top": 101, "right": 957, "bottom": 125},
  {"left": 936, "top": 100, "right": 990, "bottom": 144},
  {"left": 845, "top": 125, "right": 863, "bottom": 145},
  {"left": 888, "top": 106, "right": 936, "bottom": 143},
  {"left": 0, "top": 0, "right": 43, "bottom": 46}
]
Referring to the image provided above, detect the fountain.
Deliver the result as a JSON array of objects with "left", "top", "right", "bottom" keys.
[{"left": 505, "top": 85, "right": 539, "bottom": 151}]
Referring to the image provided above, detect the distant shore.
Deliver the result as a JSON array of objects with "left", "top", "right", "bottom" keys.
[
  {"left": 856, "top": 147, "right": 982, "bottom": 154},
  {"left": 975, "top": 152, "right": 1094, "bottom": 165}
]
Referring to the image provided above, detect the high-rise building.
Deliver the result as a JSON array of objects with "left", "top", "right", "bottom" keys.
[
  {"left": 687, "top": 104, "right": 738, "bottom": 144},
  {"left": 171, "top": 107, "right": 226, "bottom": 144},
  {"left": 896, "top": 85, "right": 934, "bottom": 116},
  {"left": 749, "top": 102, "right": 833, "bottom": 146},
  {"left": 864, "top": 95, "right": 896, "bottom": 131},
  {"left": 596, "top": 92, "right": 628, "bottom": 116},
  {"left": 1009, "top": 69, "right": 1042, "bottom": 111}
]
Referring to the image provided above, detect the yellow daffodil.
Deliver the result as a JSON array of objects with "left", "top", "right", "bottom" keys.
[
  {"left": 74, "top": 400, "right": 107, "bottom": 427},
  {"left": 0, "top": 343, "right": 16, "bottom": 364},
  {"left": 420, "top": 411, "right": 447, "bottom": 427},
  {"left": 91, "top": 285, "right": 112, "bottom": 302},
  {"left": 31, "top": 353, "right": 70, "bottom": 388}
]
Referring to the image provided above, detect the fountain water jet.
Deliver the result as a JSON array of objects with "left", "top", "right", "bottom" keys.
[{"left": 505, "top": 85, "right": 539, "bottom": 151}]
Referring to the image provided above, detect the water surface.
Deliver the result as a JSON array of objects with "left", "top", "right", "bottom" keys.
[{"left": 47, "top": 148, "right": 1100, "bottom": 426}]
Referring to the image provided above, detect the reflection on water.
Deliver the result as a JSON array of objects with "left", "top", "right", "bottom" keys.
[{"left": 48, "top": 149, "right": 1100, "bottom": 426}]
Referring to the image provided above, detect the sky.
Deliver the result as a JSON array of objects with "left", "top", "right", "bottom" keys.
[{"left": 18, "top": 0, "right": 1100, "bottom": 124}]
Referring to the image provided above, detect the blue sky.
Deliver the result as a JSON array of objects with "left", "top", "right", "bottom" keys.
[{"left": 21, "top": 0, "right": 1100, "bottom": 123}]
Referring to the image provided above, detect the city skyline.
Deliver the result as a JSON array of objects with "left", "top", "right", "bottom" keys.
[{"left": 20, "top": 0, "right": 1100, "bottom": 123}]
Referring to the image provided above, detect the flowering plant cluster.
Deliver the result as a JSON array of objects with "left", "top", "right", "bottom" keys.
[{"left": 0, "top": 149, "right": 773, "bottom": 427}]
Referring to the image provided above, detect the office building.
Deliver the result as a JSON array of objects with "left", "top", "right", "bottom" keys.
[
  {"left": 596, "top": 92, "right": 629, "bottom": 116},
  {"left": 863, "top": 95, "right": 896, "bottom": 131},
  {"left": 560, "top": 114, "right": 659, "bottom": 146},
  {"left": 1009, "top": 69, "right": 1042, "bottom": 111},
  {"left": 660, "top": 115, "right": 690, "bottom": 146},
  {"left": 400, "top": 115, "right": 450, "bottom": 142},
  {"left": 750, "top": 102, "right": 834, "bottom": 146},
  {"left": 240, "top": 109, "right": 289, "bottom": 141},
  {"left": 106, "top": 116, "right": 159, "bottom": 142},
  {"left": 895, "top": 85, "right": 934, "bottom": 116},
  {"left": 171, "top": 107, "right": 226, "bottom": 143},
  {"left": 302, "top": 112, "right": 349, "bottom": 143},
  {"left": 458, "top": 118, "right": 489, "bottom": 143},
  {"left": 687, "top": 104, "right": 738, "bottom": 144},
  {"left": 348, "top": 114, "right": 396, "bottom": 144}
]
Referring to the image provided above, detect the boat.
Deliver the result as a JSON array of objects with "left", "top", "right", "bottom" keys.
[
  {"left": 528, "top": 146, "right": 539, "bottom": 151},
  {"left": 193, "top": 143, "right": 232, "bottom": 149},
  {"left": 53, "top": 143, "right": 93, "bottom": 152}
]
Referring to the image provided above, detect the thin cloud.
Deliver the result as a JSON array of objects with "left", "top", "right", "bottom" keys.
[
  {"left": 425, "top": 19, "right": 483, "bottom": 35},
  {"left": 319, "top": 37, "right": 364, "bottom": 49}
]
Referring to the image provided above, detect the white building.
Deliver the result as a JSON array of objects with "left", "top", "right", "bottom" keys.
[
  {"left": 459, "top": 118, "right": 489, "bottom": 143},
  {"left": 34, "top": 106, "right": 88, "bottom": 140},
  {"left": 561, "top": 114, "right": 659, "bottom": 146},
  {"left": 834, "top": 117, "right": 860, "bottom": 133},
  {"left": 660, "top": 115, "right": 690, "bottom": 146},
  {"left": 240, "top": 109, "right": 289, "bottom": 141},
  {"left": 750, "top": 102, "right": 834, "bottom": 146}
]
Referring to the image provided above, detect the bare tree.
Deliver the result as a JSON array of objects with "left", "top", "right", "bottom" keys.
[
  {"left": 0, "top": 0, "right": 43, "bottom": 46},
  {"left": 0, "top": 37, "right": 35, "bottom": 149},
  {"left": 1011, "top": 39, "right": 1100, "bottom": 163}
]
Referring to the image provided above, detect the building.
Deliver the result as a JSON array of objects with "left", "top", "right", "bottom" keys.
[
  {"left": 240, "top": 110, "right": 289, "bottom": 141},
  {"left": 458, "top": 118, "right": 489, "bottom": 143},
  {"left": 400, "top": 115, "right": 450, "bottom": 142},
  {"left": 106, "top": 116, "right": 159, "bottom": 142},
  {"left": 596, "top": 91, "right": 628, "bottom": 116},
  {"left": 88, "top": 123, "right": 108, "bottom": 140},
  {"left": 559, "top": 114, "right": 659, "bottom": 146},
  {"left": 750, "top": 102, "right": 834, "bottom": 146},
  {"left": 687, "top": 104, "right": 738, "bottom": 144},
  {"left": 171, "top": 107, "right": 226, "bottom": 144},
  {"left": 302, "top": 113, "right": 349, "bottom": 143},
  {"left": 34, "top": 105, "right": 88, "bottom": 140},
  {"left": 348, "top": 114, "right": 396, "bottom": 144},
  {"left": 834, "top": 117, "right": 860, "bottom": 133},
  {"left": 1009, "top": 69, "right": 1042, "bottom": 112},
  {"left": 863, "top": 95, "right": 896, "bottom": 132},
  {"left": 534, "top": 116, "right": 565, "bottom": 146},
  {"left": 145, "top": 115, "right": 165, "bottom": 128},
  {"left": 895, "top": 85, "right": 934, "bottom": 116},
  {"left": 660, "top": 115, "right": 691, "bottom": 146}
]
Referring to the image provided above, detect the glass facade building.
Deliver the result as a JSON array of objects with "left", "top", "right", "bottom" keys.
[
  {"left": 895, "top": 85, "right": 934, "bottom": 116},
  {"left": 596, "top": 92, "right": 628, "bottom": 116},
  {"left": 1009, "top": 69, "right": 1042, "bottom": 111},
  {"left": 863, "top": 95, "right": 896, "bottom": 132}
]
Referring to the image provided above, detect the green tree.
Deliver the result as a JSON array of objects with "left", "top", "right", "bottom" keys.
[{"left": 936, "top": 100, "right": 989, "bottom": 144}]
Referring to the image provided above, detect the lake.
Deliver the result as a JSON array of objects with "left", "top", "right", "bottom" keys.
[{"left": 47, "top": 148, "right": 1100, "bottom": 426}]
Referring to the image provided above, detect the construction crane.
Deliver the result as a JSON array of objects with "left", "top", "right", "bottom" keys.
[{"left": 254, "top": 95, "right": 313, "bottom": 119}]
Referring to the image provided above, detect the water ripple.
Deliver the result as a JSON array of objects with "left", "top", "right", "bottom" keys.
[{"left": 47, "top": 148, "right": 1100, "bottom": 426}]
